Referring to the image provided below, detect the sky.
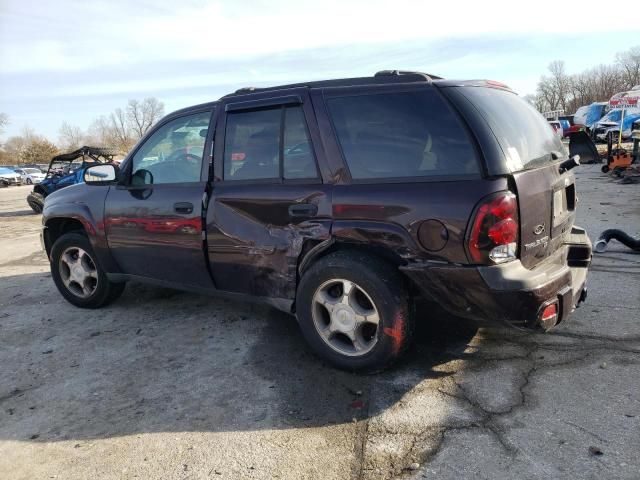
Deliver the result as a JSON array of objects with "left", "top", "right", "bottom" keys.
[{"left": 1, "top": 0, "right": 639, "bottom": 142}]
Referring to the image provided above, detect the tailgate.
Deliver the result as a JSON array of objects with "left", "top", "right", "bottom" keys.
[{"left": 512, "top": 164, "right": 576, "bottom": 269}]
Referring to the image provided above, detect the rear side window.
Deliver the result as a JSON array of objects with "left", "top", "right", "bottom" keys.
[
  {"left": 224, "top": 105, "right": 317, "bottom": 181},
  {"left": 457, "top": 87, "right": 566, "bottom": 171},
  {"left": 326, "top": 90, "right": 479, "bottom": 180}
]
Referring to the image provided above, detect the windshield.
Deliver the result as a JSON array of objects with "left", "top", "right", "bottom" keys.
[
  {"left": 24, "top": 168, "right": 41, "bottom": 174},
  {"left": 0, "top": 167, "right": 16, "bottom": 174},
  {"left": 458, "top": 87, "right": 566, "bottom": 171}
]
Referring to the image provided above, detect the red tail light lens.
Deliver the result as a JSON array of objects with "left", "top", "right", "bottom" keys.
[{"left": 468, "top": 192, "right": 519, "bottom": 264}]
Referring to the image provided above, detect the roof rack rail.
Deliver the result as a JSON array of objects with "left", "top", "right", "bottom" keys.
[
  {"left": 234, "top": 87, "right": 256, "bottom": 94},
  {"left": 374, "top": 70, "right": 443, "bottom": 81}
]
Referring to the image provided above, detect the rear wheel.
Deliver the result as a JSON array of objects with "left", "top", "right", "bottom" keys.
[
  {"left": 50, "top": 232, "right": 125, "bottom": 308},
  {"left": 296, "top": 250, "right": 413, "bottom": 372}
]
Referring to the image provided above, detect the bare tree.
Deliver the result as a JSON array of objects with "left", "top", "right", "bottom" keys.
[
  {"left": 616, "top": 46, "right": 640, "bottom": 88},
  {"left": 128, "top": 98, "right": 164, "bottom": 139},
  {"left": 528, "top": 46, "right": 640, "bottom": 114},
  {"left": 58, "top": 122, "right": 85, "bottom": 151},
  {"left": 109, "top": 108, "right": 135, "bottom": 153},
  {"left": 0, "top": 113, "right": 8, "bottom": 136},
  {"left": 548, "top": 60, "right": 571, "bottom": 111},
  {"left": 84, "top": 96, "right": 164, "bottom": 154}
]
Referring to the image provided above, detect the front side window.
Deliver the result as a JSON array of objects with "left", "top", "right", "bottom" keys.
[
  {"left": 131, "top": 111, "right": 211, "bottom": 185},
  {"left": 326, "top": 90, "right": 479, "bottom": 180},
  {"left": 224, "top": 105, "right": 317, "bottom": 181}
]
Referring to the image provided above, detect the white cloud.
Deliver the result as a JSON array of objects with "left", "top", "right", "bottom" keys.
[{"left": 0, "top": 0, "right": 634, "bottom": 74}]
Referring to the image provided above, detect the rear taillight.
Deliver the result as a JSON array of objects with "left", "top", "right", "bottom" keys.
[{"left": 468, "top": 192, "right": 519, "bottom": 264}]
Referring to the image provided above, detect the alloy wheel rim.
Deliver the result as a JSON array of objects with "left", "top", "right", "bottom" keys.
[
  {"left": 311, "top": 278, "right": 380, "bottom": 357},
  {"left": 58, "top": 246, "right": 99, "bottom": 298}
]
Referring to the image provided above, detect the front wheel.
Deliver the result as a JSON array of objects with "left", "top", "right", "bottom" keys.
[
  {"left": 26, "top": 178, "right": 33, "bottom": 185},
  {"left": 27, "top": 192, "right": 44, "bottom": 213},
  {"left": 296, "top": 250, "right": 413, "bottom": 372},
  {"left": 50, "top": 232, "right": 125, "bottom": 308},
  {"left": 601, "top": 165, "right": 610, "bottom": 173}
]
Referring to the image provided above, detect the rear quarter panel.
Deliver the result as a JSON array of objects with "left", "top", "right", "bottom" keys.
[{"left": 331, "top": 179, "right": 508, "bottom": 264}]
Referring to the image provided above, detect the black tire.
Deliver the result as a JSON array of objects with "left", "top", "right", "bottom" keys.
[
  {"left": 26, "top": 178, "right": 33, "bottom": 185},
  {"left": 27, "top": 192, "right": 44, "bottom": 213},
  {"left": 601, "top": 165, "right": 609, "bottom": 173},
  {"left": 296, "top": 250, "right": 413, "bottom": 372},
  {"left": 50, "top": 232, "right": 125, "bottom": 308}
]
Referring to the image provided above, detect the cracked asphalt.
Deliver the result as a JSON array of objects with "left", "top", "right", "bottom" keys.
[{"left": 1, "top": 166, "right": 639, "bottom": 480}]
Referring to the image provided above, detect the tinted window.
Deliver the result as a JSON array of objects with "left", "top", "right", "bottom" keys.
[
  {"left": 224, "top": 108, "right": 280, "bottom": 180},
  {"left": 326, "top": 90, "right": 479, "bottom": 180},
  {"left": 131, "top": 111, "right": 211, "bottom": 185},
  {"left": 457, "top": 87, "right": 566, "bottom": 171},
  {"left": 224, "top": 105, "right": 317, "bottom": 181},
  {"left": 283, "top": 107, "right": 316, "bottom": 179}
]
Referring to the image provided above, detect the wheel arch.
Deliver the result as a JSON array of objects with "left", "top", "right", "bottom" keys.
[
  {"left": 33, "top": 184, "right": 48, "bottom": 196},
  {"left": 295, "top": 241, "right": 413, "bottom": 313},
  {"left": 43, "top": 217, "right": 87, "bottom": 256}
]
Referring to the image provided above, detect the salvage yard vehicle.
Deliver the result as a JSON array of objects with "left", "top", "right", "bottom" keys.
[
  {"left": 41, "top": 71, "right": 593, "bottom": 371},
  {"left": 0, "top": 167, "right": 22, "bottom": 186},
  {"left": 573, "top": 102, "right": 608, "bottom": 133},
  {"left": 27, "top": 146, "right": 116, "bottom": 213},
  {"left": 14, "top": 167, "right": 45, "bottom": 185},
  {"left": 593, "top": 107, "right": 640, "bottom": 144},
  {"left": 558, "top": 115, "right": 583, "bottom": 138}
]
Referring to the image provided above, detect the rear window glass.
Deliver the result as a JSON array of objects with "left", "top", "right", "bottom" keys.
[
  {"left": 326, "top": 90, "right": 479, "bottom": 180},
  {"left": 458, "top": 87, "right": 565, "bottom": 171}
]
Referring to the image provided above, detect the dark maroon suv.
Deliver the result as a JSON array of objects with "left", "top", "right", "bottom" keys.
[{"left": 41, "top": 71, "right": 592, "bottom": 371}]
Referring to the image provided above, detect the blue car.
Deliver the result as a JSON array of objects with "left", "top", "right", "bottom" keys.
[{"left": 27, "top": 146, "right": 116, "bottom": 213}]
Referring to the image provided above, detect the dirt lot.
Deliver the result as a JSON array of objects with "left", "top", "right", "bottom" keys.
[{"left": 1, "top": 170, "right": 639, "bottom": 480}]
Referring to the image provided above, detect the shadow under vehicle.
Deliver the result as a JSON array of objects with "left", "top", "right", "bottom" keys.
[{"left": 27, "top": 146, "right": 117, "bottom": 213}]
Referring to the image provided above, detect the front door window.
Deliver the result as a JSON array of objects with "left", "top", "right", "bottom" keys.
[{"left": 131, "top": 111, "right": 212, "bottom": 185}]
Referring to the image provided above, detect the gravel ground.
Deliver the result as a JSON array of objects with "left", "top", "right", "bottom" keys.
[{"left": 0, "top": 168, "right": 639, "bottom": 480}]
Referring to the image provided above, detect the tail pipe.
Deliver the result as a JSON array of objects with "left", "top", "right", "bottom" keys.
[{"left": 594, "top": 229, "right": 640, "bottom": 253}]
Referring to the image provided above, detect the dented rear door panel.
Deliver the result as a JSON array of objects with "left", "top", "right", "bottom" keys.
[{"left": 206, "top": 184, "right": 331, "bottom": 299}]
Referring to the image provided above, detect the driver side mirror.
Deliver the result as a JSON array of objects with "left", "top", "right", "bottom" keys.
[{"left": 84, "top": 164, "right": 118, "bottom": 185}]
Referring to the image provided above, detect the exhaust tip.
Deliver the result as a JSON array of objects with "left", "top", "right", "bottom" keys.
[{"left": 594, "top": 239, "right": 608, "bottom": 253}]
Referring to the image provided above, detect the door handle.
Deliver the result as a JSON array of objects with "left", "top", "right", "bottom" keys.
[
  {"left": 288, "top": 203, "right": 318, "bottom": 218},
  {"left": 174, "top": 202, "right": 194, "bottom": 214}
]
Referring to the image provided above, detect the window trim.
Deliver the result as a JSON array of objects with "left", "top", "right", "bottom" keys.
[
  {"left": 220, "top": 103, "right": 321, "bottom": 184},
  {"left": 225, "top": 94, "right": 303, "bottom": 112},
  {"left": 322, "top": 86, "right": 483, "bottom": 183}
]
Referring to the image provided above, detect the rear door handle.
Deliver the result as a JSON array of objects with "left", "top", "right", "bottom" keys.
[
  {"left": 288, "top": 203, "right": 318, "bottom": 218},
  {"left": 174, "top": 202, "right": 194, "bottom": 214}
]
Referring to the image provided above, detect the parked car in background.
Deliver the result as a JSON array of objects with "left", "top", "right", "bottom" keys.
[
  {"left": 0, "top": 167, "right": 23, "bottom": 186},
  {"left": 593, "top": 107, "right": 640, "bottom": 143},
  {"left": 14, "top": 167, "right": 46, "bottom": 184},
  {"left": 41, "top": 71, "right": 593, "bottom": 371},
  {"left": 573, "top": 102, "right": 608, "bottom": 132},
  {"left": 558, "top": 115, "right": 584, "bottom": 137}
]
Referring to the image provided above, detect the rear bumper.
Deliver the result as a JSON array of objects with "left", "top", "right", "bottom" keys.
[{"left": 401, "top": 226, "right": 592, "bottom": 330}]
